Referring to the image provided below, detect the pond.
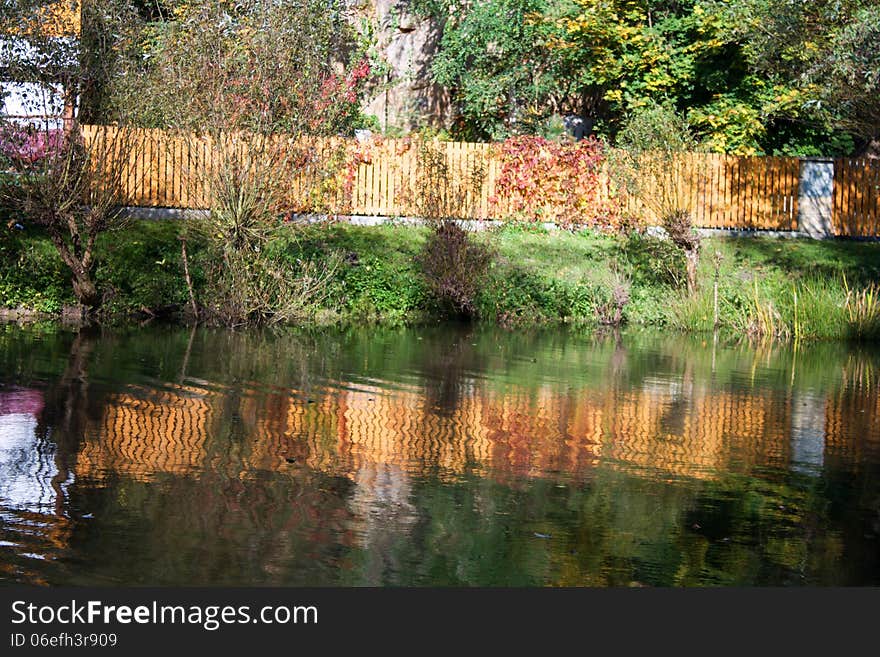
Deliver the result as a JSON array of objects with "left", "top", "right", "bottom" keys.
[{"left": 0, "top": 323, "right": 878, "bottom": 586}]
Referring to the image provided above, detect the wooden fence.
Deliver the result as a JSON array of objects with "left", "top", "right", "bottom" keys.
[
  {"left": 81, "top": 125, "right": 880, "bottom": 236},
  {"left": 832, "top": 158, "right": 880, "bottom": 237},
  {"left": 617, "top": 153, "right": 800, "bottom": 231}
]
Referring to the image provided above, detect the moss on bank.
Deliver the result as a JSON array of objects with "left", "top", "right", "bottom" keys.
[{"left": 2, "top": 220, "right": 880, "bottom": 340}]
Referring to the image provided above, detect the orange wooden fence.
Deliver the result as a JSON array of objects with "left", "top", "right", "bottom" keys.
[
  {"left": 618, "top": 153, "right": 800, "bottom": 231},
  {"left": 832, "top": 158, "right": 880, "bottom": 237},
  {"left": 81, "top": 125, "right": 880, "bottom": 235}
]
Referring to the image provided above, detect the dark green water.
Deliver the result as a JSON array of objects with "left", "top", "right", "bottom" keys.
[{"left": 1, "top": 323, "right": 878, "bottom": 586}]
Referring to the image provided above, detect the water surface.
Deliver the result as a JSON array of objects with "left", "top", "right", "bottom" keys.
[{"left": 1, "top": 324, "right": 878, "bottom": 586}]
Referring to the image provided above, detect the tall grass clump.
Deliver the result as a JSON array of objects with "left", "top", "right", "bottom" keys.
[
  {"left": 669, "top": 267, "right": 880, "bottom": 342},
  {"left": 745, "top": 278, "right": 790, "bottom": 340},
  {"left": 756, "top": 277, "right": 880, "bottom": 342},
  {"left": 181, "top": 133, "right": 342, "bottom": 326},
  {"left": 669, "top": 285, "right": 719, "bottom": 334},
  {"left": 786, "top": 279, "right": 847, "bottom": 340},
  {"left": 843, "top": 277, "right": 880, "bottom": 340}
]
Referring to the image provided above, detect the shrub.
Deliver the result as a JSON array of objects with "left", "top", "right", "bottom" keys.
[
  {"left": 176, "top": 131, "right": 345, "bottom": 326},
  {"left": 333, "top": 255, "right": 428, "bottom": 322},
  {"left": 0, "top": 125, "right": 142, "bottom": 314},
  {"left": 0, "top": 225, "right": 71, "bottom": 313},
  {"left": 0, "top": 126, "right": 65, "bottom": 170},
  {"left": 476, "top": 265, "right": 549, "bottom": 326},
  {"left": 400, "top": 138, "right": 496, "bottom": 320},
  {"left": 95, "top": 221, "right": 198, "bottom": 317},
  {"left": 419, "top": 221, "right": 493, "bottom": 318},
  {"left": 196, "top": 234, "right": 342, "bottom": 327},
  {"left": 610, "top": 103, "right": 705, "bottom": 293},
  {"left": 620, "top": 232, "right": 686, "bottom": 288},
  {"left": 595, "top": 271, "right": 631, "bottom": 326}
]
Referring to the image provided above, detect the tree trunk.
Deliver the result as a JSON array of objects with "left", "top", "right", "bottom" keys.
[
  {"left": 47, "top": 231, "right": 101, "bottom": 311},
  {"left": 72, "top": 271, "right": 100, "bottom": 310}
]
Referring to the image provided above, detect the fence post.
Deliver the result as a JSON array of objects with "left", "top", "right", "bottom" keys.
[{"left": 797, "top": 157, "right": 835, "bottom": 238}]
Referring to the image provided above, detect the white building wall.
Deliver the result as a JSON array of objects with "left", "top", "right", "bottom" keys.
[
  {"left": 0, "top": 35, "right": 77, "bottom": 129},
  {"left": 1, "top": 80, "right": 66, "bottom": 129}
]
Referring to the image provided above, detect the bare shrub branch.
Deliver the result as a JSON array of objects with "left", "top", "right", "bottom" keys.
[
  {"left": 1, "top": 123, "right": 144, "bottom": 312},
  {"left": 610, "top": 103, "right": 706, "bottom": 294},
  {"left": 405, "top": 138, "right": 494, "bottom": 318}
]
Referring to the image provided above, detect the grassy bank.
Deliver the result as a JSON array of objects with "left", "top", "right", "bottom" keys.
[{"left": 2, "top": 219, "right": 880, "bottom": 340}]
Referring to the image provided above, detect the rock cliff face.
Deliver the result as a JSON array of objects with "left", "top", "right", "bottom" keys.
[{"left": 360, "top": 1, "right": 450, "bottom": 133}]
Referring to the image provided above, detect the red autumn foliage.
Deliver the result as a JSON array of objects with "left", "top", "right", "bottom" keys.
[{"left": 490, "top": 136, "right": 623, "bottom": 229}]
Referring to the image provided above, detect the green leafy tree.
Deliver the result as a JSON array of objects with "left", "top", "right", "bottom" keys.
[
  {"left": 816, "top": 5, "right": 880, "bottom": 145},
  {"left": 431, "top": 0, "right": 575, "bottom": 140},
  {"left": 548, "top": 0, "right": 816, "bottom": 152},
  {"left": 430, "top": 0, "right": 865, "bottom": 154},
  {"left": 712, "top": 0, "right": 877, "bottom": 150}
]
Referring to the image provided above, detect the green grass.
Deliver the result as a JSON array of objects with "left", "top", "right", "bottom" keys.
[
  {"left": 277, "top": 222, "right": 432, "bottom": 324},
  {"left": 2, "top": 219, "right": 880, "bottom": 341},
  {"left": 96, "top": 220, "right": 199, "bottom": 317},
  {"left": 488, "top": 224, "right": 619, "bottom": 285}
]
